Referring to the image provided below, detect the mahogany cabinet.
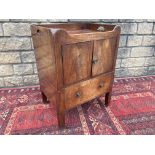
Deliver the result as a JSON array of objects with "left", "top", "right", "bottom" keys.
[{"left": 31, "top": 23, "right": 121, "bottom": 128}]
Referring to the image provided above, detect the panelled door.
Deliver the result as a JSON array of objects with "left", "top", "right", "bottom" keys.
[
  {"left": 92, "top": 37, "right": 117, "bottom": 76},
  {"left": 62, "top": 37, "right": 117, "bottom": 86},
  {"left": 62, "top": 41, "right": 93, "bottom": 85}
]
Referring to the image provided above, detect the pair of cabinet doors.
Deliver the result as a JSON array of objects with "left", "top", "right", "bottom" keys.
[{"left": 62, "top": 37, "right": 117, "bottom": 86}]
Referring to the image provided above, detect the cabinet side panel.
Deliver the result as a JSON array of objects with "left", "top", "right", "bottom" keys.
[{"left": 31, "top": 26, "right": 57, "bottom": 101}]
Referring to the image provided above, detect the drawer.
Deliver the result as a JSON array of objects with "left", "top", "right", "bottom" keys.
[{"left": 64, "top": 73, "right": 113, "bottom": 110}]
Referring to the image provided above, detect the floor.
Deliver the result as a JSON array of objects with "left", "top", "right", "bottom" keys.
[{"left": 0, "top": 75, "right": 155, "bottom": 135}]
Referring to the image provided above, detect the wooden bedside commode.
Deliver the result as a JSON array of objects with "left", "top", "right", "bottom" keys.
[{"left": 31, "top": 23, "right": 121, "bottom": 128}]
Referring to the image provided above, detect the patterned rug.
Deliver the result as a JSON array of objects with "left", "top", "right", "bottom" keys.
[{"left": 0, "top": 76, "right": 155, "bottom": 135}]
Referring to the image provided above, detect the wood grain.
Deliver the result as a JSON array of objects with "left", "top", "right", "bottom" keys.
[
  {"left": 92, "top": 38, "right": 117, "bottom": 76},
  {"left": 62, "top": 41, "right": 93, "bottom": 85},
  {"left": 31, "top": 26, "right": 57, "bottom": 102},
  {"left": 64, "top": 73, "right": 113, "bottom": 110}
]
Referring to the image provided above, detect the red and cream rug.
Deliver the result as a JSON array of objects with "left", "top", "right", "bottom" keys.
[{"left": 0, "top": 76, "right": 155, "bottom": 135}]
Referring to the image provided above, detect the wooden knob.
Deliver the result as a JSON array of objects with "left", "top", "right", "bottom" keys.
[
  {"left": 75, "top": 92, "right": 81, "bottom": 98},
  {"left": 92, "top": 59, "right": 98, "bottom": 64},
  {"left": 99, "top": 82, "right": 104, "bottom": 88}
]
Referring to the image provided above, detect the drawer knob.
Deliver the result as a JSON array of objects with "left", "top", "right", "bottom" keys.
[
  {"left": 92, "top": 59, "right": 98, "bottom": 64},
  {"left": 75, "top": 92, "right": 81, "bottom": 98},
  {"left": 99, "top": 82, "right": 104, "bottom": 88}
]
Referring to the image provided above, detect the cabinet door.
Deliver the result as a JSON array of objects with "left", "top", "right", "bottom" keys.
[
  {"left": 92, "top": 38, "right": 116, "bottom": 76},
  {"left": 62, "top": 41, "right": 93, "bottom": 85}
]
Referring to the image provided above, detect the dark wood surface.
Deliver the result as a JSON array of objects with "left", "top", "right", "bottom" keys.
[
  {"left": 31, "top": 25, "right": 57, "bottom": 105},
  {"left": 31, "top": 23, "right": 121, "bottom": 128},
  {"left": 92, "top": 38, "right": 116, "bottom": 76},
  {"left": 62, "top": 41, "right": 93, "bottom": 85},
  {"left": 64, "top": 72, "right": 113, "bottom": 110}
]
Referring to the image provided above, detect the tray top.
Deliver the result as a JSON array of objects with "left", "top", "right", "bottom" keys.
[{"left": 35, "top": 23, "right": 117, "bottom": 35}]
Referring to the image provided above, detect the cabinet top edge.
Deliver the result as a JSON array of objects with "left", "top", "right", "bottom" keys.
[
  {"left": 31, "top": 23, "right": 120, "bottom": 35},
  {"left": 31, "top": 23, "right": 117, "bottom": 28}
]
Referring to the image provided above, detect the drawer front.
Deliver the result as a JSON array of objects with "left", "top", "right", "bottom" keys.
[
  {"left": 62, "top": 41, "right": 93, "bottom": 86},
  {"left": 92, "top": 38, "right": 117, "bottom": 76},
  {"left": 64, "top": 73, "right": 113, "bottom": 110}
]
